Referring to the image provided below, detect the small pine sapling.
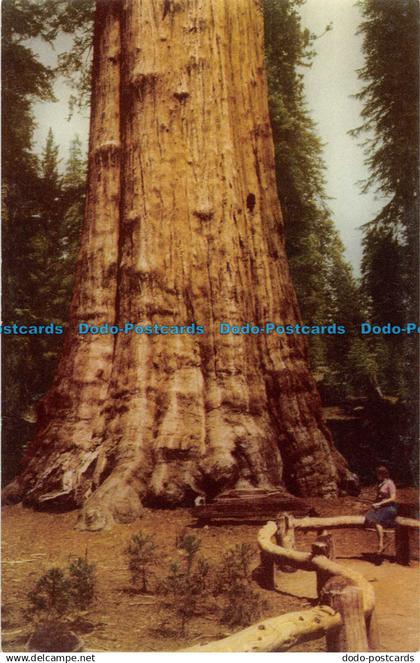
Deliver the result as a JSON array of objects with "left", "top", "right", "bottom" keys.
[
  {"left": 158, "top": 533, "right": 211, "bottom": 636},
  {"left": 159, "top": 556, "right": 210, "bottom": 636},
  {"left": 27, "top": 568, "right": 72, "bottom": 623},
  {"left": 176, "top": 533, "right": 201, "bottom": 575},
  {"left": 124, "top": 531, "right": 158, "bottom": 593},
  {"left": 214, "top": 543, "right": 266, "bottom": 627},
  {"left": 25, "top": 557, "right": 98, "bottom": 651},
  {"left": 68, "top": 555, "right": 96, "bottom": 611}
]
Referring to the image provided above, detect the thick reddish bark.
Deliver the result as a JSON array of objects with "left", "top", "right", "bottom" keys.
[{"left": 4, "top": 0, "right": 355, "bottom": 530}]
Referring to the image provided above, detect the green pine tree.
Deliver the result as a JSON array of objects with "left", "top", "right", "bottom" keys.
[
  {"left": 352, "top": 0, "right": 419, "bottom": 398},
  {"left": 264, "top": 0, "right": 360, "bottom": 385}
]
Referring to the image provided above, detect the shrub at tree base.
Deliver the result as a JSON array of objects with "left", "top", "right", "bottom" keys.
[
  {"left": 27, "top": 620, "right": 82, "bottom": 653},
  {"left": 27, "top": 568, "right": 72, "bottom": 622},
  {"left": 26, "top": 557, "right": 96, "bottom": 651},
  {"left": 157, "top": 536, "right": 266, "bottom": 637},
  {"left": 124, "top": 531, "right": 159, "bottom": 594},
  {"left": 214, "top": 544, "right": 267, "bottom": 628},
  {"left": 69, "top": 557, "right": 96, "bottom": 611},
  {"left": 158, "top": 558, "right": 211, "bottom": 636},
  {"left": 157, "top": 534, "right": 209, "bottom": 636}
]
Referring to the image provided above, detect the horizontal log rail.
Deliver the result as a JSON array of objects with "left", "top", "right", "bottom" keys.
[
  {"left": 394, "top": 516, "right": 420, "bottom": 528},
  {"left": 258, "top": 520, "right": 375, "bottom": 613},
  {"left": 289, "top": 515, "right": 420, "bottom": 531},
  {"left": 185, "top": 605, "right": 341, "bottom": 652},
  {"left": 183, "top": 513, "right": 419, "bottom": 652}
]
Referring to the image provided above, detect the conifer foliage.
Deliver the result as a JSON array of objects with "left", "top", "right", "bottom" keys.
[
  {"left": 264, "top": 0, "right": 360, "bottom": 375},
  {"left": 353, "top": 0, "right": 419, "bottom": 398},
  {"left": 1, "top": 1, "right": 86, "bottom": 481}
]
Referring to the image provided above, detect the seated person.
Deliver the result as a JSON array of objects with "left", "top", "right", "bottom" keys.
[{"left": 365, "top": 464, "right": 397, "bottom": 554}]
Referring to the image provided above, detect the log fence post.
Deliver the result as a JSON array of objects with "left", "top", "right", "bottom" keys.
[
  {"left": 395, "top": 523, "right": 410, "bottom": 566},
  {"left": 322, "top": 577, "right": 369, "bottom": 652},
  {"left": 275, "top": 513, "right": 296, "bottom": 574},
  {"left": 312, "top": 530, "right": 334, "bottom": 597},
  {"left": 365, "top": 608, "right": 380, "bottom": 651},
  {"left": 259, "top": 549, "right": 274, "bottom": 590}
]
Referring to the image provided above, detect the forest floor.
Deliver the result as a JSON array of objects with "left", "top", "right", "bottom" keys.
[{"left": 2, "top": 487, "right": 419, "bottom": 653}]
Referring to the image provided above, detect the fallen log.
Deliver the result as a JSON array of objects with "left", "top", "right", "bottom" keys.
[{"left": 190, "top": 491, "right": 313, "bottom": 524}]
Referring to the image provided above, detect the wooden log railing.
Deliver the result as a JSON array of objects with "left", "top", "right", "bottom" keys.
[
  {"left": 286, "top": 514, "right": 420, "bottom": 530},
  {"left": 183, "top": 513, "right": 419, "bottom": 653},
  {"left": 257, "top": 520, "right": 376, "bottom": 612},
  {"left": 287, "top": 514, "right": 420, "bottom": 566}
]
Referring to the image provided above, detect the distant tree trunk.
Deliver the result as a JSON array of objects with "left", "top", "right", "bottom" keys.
[{"left": 4, "top": 0, "right": 355, "bottom": 529}]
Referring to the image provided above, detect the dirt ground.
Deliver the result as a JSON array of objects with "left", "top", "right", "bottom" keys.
[{"left": 2, "top": 488, "right": 419, "bottom": 653}]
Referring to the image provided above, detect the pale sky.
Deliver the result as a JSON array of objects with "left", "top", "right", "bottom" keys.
[
  {"left": 31, "top": 0, "right": 387, "bottom": 276},
  {"left": 300, "top": 0, "right": 386, "bottom": 274}
]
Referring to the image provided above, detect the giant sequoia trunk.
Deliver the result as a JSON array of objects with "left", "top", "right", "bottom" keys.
[{"left": 5, "top": 0, "right": 355, "bottom": 529}]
